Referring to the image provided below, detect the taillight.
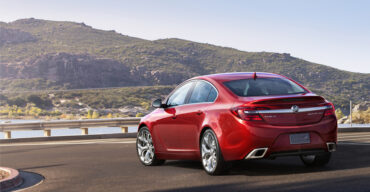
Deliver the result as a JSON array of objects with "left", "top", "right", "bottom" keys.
[
  {"left": 244, "top": 114, "right": 263, "bottom": 121},
  {"left": 231, "top": 107, "right": 266, "bottom": 121},
  {"left": 323, "top": 103, "right": 335, "bottom": 117}
]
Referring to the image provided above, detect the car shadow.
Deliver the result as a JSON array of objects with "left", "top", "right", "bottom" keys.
[
  {"left": 163, "top": 143, "right": 370, "bottom": 176},
  {"left": 151, "top": 173, "right": 370, "bottom": 192}
]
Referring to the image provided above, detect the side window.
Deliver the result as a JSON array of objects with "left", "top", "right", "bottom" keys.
[
  {"left": 189, "top": 81, "right": 217, "bottom": 104},
  {"left": 207, "top": 87, "right": 217, "bottom": 102},
  {"left": 167, "top": 82, "right": 194, "bottom": 106}
]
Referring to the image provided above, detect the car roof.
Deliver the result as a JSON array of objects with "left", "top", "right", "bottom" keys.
[{"left": 193, "top": 72, "right": 284, "bottom": 82}]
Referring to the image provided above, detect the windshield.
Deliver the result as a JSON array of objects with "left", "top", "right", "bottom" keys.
[{"left": 223, "top": 77, "right": 307, "bottom": 97}]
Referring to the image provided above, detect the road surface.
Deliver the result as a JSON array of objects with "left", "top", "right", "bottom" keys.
[{"left": 1, "top": 132, "right": 370, "bottom": 192}]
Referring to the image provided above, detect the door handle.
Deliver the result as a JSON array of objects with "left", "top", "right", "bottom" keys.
[{"left": 196, "top": 110, "right": 203, "bottom": 115}]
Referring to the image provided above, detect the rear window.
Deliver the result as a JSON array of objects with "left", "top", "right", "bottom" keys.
[{"left": 224, "top": 78, "right": 307, "bottom": 97}]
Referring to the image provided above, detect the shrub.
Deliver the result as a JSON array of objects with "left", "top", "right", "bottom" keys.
[
  {"left": 136, "top": 112, "right": 144, "bottom": 117},
  {"left": 335, "top": 108, "right": 344, "bottom": 119}
]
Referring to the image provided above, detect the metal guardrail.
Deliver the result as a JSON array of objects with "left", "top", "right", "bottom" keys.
[
  {"left": 1, "top": 118, "right": 369, "bottom": 139},
  {"left": 0, "top": 118, "right": 141, "bottom": 139}
]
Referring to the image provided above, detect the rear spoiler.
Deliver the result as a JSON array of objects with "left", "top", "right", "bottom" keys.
[{"left": 251, "top": 96, "right": 326, "bottom": 105}]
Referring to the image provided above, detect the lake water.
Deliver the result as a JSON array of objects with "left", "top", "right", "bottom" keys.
[
  {"left": 0, "top": 119, "right": 138, "bottom": 139},
  {"left": 338, "top": 124, "right": 370, "bottom": 128}
]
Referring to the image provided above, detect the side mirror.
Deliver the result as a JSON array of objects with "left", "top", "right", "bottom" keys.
[{"left": 152, "top": 98, "right": 165, "bottom": 108}]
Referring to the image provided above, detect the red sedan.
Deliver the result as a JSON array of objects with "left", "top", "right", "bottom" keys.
[{"left": 136, "top": 72, "right": 337, "bottom": 175}]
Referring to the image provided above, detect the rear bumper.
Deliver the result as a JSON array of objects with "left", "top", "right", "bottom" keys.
[
  {"left": 268, "top": 148, "right": 326, "bottom": 158},
  {"left": 219, "top": 116, "right": 337, "bottom": 161},
  {"left": 252, "top": 142, "right": 337, "bottom": 159}
]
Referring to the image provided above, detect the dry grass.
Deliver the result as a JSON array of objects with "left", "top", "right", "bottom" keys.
[{"left": 0, "top": 169, "right": 10, "bottom": 180}]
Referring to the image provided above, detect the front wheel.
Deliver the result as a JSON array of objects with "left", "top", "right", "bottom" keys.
[
  {"left": 201, "top": 129, "right": 228, "bottom": 175},
  {"left": 300, "top": 152, "right": 331, "bottom": 167},
  {"left": 136, "top": 127, "right": 165, "bottom": 166}
]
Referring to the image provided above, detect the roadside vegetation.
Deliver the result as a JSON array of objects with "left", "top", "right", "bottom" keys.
[
  {"left": 0, "top": 86, "right": 174, "bottom": 120},
  {"left": 1, "top": 85, "right": 369, "bottom": 123},
  {"left": 352, "top": 108, "right": 370, "bottom": 124}
]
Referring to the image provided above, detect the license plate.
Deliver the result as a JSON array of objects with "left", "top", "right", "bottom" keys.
[{"left": 289, "top": 133, "right": 310, "bottom": 144}]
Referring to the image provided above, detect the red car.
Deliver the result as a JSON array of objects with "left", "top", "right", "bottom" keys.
[{"left": 136, "top": 72, "right": 337, "bottom": 175}]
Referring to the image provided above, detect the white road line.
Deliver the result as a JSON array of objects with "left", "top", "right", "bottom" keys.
[
  {"left": 338, "top": 134, "right": 370, "bottom": 139},
  {"left": 339, "top": 132, "right": 370, "bottom": 136},
  {"left": 339, "top": 138, "right": 370, "bottom": 141},
  {"left": 339, "top": 140, "right": 370, "bottom": 143},
  {"left": 339, "top": 137, "right": 370, "bottom": 141},
  {"left": 110, "top": 141, "right": 137, "bottom": 144},
  {"left": 339, "top": 138, "right": 370, "bottom": 142},
  {"left": 0, "top": 140, "right": 136, "bottom": 147}
]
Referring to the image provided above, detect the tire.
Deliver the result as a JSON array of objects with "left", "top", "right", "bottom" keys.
[
  {"left": 136, "top": 127, "right": 165, "bottom": 166},
  {"left": 300, "top": 152, "right": 331, "bottom": 167},
  {"left": 200, "top": 129, "right": 228, "bottom": 175}
]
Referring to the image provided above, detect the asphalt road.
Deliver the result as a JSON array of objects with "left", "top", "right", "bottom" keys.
[{"left": 1, "top": 132, "right": 370, "bottom": 192}]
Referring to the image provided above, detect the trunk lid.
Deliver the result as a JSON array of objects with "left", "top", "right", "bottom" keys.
[{"left": 241, "top": 95, "right": 328, "bottom": 126}]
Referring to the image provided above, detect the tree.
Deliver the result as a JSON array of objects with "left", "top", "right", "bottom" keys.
[
  {"left": 136, "top": 112, "right": 144, "bottom": 117},
  {"left": 27, "top": 95, "right": 44, "bottom": 107},
  {"left": 352, "top": 108, "right": 370, "bottom": 124},
  {"left": 9, "top": 97, "right": 27, "bottom": 107},
  {"left": 335, "top": 108, "right": 344, "bottom": 120},
  {"left": 24, "top": 94, "right": 52, "bottom": 109},
  {"left": 140, "top": 102, "right": 150, "bottom": 110},
  {"left": 86, "top": 109, "right": 93, "bottom": 119},
  {"left": 16, "top": 108, "right": 23, "bottom": 114},
  {"left": 0, "top": 94, "right": 7, "bottom": 101},
  {"left": 29, "top": 106, "right": 42, "bottom": 117},
  {"left": 92, "top": 111, "right": 100, "bottom": 119},
  {"left": 106, "top": 113, "right": 113, "bottom": 118},
  {"left": 0, "top": 94, "right": 8, "bottom": 105},
  {"left": 8, "top": 111, "right": 13, "bottom": 118}
]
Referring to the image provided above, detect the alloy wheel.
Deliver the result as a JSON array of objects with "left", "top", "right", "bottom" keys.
[
  {"left": 201, "top": 131, "right": 218, "bottom": 173},
  {"left": 137, "top": 129, "right": 155, "bottom": 164}
]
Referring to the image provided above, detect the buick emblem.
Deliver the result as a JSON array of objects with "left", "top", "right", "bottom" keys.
[{"left": 291, "top": 105, "right": 299, "bottom": 113}]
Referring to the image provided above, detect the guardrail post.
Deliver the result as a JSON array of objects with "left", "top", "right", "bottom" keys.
[
  {"left": 121, "top": 126, "right": 128, "bottom": 133},
  {"left": 44, "top": 130, "right": 51, "bottom": 137},
  {"left": 81, "top": 128, "right": 89, "bottom": 135},
  {"left": 4, "top": 131, "right": 11, "bottom": 139}
]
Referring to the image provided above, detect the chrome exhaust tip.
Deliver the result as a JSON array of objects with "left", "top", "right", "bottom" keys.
[
  {"left": 326, "top": 142, "right": 336, "bottom": 152},
  {"left": 245, "top": 148, "right": 268, "bottom": 159}
]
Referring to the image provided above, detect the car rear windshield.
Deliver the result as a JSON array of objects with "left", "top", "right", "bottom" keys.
[{"left": 223, "top": 77, "right": 307, "bottom": 97}]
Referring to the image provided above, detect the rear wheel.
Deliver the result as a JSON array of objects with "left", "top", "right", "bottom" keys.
[
  {"left": 300, "top": 152, "right": 331, "bottom": 167},
  {"left": 136, "top": 127, "right": 165, "bottom": 166},
  {"left": 201, "top": 129, "right": 228, "bottom": 175}
]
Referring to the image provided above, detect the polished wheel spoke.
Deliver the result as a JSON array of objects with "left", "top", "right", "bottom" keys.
[
  {"left": 201, "top": 132, "right": 218, "bottom": 173},
  {"left": 138, "top": 136, "right": 145, "bottom": 142},
  {"left": 210, "top": 140, "right": 216, "bottom": 150},
  {"left": 137, "top": 129, "right": 155, "bottom": 164},
  {"left": 202, "top": 144, "right": 211, "bottom": 156},
  {"left": 206, "top": 134, "right": 212, "bottom": 147},
  {"left": 138, "top": 145, "right": 149, "bottom": 151}
]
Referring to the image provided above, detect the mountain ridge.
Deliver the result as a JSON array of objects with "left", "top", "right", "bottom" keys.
[{"left": 0, "top": 18, "right": 369, "bottom": 112}]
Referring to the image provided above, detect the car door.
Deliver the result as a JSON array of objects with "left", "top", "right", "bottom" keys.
[
  {"left": 152, "top": 81, "right": 195, "bottom": 152},
  {"left": 171, "top": 80, "right": 218, "bottom": 151}
]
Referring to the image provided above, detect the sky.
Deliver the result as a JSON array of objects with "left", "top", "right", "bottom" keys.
[{"left": 1, "top": 0, "right": 369, "bottom": 73}]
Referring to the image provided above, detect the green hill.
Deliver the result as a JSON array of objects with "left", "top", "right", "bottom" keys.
[{"left": 0, "top": 18, "right": 369, "bottom": 113}]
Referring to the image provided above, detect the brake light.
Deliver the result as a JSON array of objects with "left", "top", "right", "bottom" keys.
[
  {"left": 231, "top": 107, "right": 266, "bottom": 121},
  {"left": 244, "top": 114, "right": 263, "bottom": 121},
  {"left": 323, "top": 103, "right": 335, "bottom": 117},
  {"left": 324, "top": 110, "right": 334, "bottom": 116}
]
